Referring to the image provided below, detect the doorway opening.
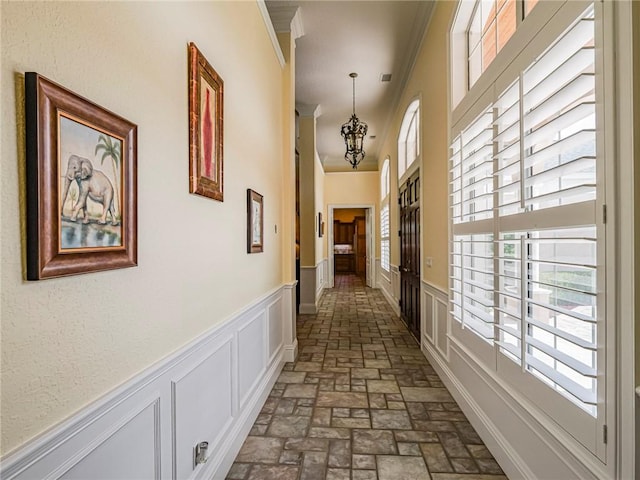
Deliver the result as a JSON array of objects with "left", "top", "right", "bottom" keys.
[{"left": 328, "top": 204, "right": 375, "bottom": 289}]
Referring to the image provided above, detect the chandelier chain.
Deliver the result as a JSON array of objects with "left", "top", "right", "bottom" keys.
[{"left": 352, "top": 76, "right": 356, "bottom": 115}]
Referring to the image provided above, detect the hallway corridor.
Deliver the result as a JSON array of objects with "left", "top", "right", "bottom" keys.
[{"left": 227, "top": 275, "right": 507, "bottom": 480}]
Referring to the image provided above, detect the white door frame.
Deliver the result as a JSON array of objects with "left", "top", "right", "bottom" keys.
[{"left": 328, "top": 204, "right": 376, "bottom": 288}]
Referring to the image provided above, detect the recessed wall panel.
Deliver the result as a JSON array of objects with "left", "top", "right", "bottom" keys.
[
  {"left": 423, "top": 291, "right": 434, "bottom": 344},
  {"left": 268, "top": 298, "right": 283, "bottom": 362},
  {"left": 238, "top": 312, "right": 266, "bottom": 407},
  {"left": 436, "top": 299, "right": 449, "bottom": 357},
  {"left": 173, "top": 339, "right": 233, "bottom": 480},
  {"left": 60, "top": 401, "right": 160, "bottom": 480}
]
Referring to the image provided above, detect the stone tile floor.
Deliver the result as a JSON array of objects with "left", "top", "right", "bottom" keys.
[{"left": 227, "top": 274, "right": 507, "bottom": 480}]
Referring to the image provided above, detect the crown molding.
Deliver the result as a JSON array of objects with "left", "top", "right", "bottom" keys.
[{"left": 268, "top": 5, "right": 304, "bottom": 40}]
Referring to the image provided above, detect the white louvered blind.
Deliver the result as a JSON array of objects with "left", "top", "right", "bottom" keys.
[
  {"left": 522, "top": 8, "right": 596, "bottom": 212},
  {"left": 451, "top": 4, "right": 600, "bottom": 416},
  {"left": 450, "top": 108, "right": 494, "bottom": 225},
  {"left": 496, "top": 228, "right": 597, "bottom": 413},
  {"left": 380, "top": 203, "right": 390, "bottom": 271},
  {"left": 451, "top": 234, "right": 495, "bottom": 342},
  {"left": 450, "top": 108, "right": 495, "bottom": 342},
  {"left": 495, "top": 81, "right": 521, "bottom": 216}
]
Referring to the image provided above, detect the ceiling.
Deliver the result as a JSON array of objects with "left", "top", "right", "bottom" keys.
[{"left": 266, "top": 1, "right": 435, "bottom": 172}]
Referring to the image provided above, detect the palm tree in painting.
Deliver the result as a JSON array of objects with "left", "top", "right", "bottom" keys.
[{"left": 95, "top": 134, "right": 121, "bottom": 218}]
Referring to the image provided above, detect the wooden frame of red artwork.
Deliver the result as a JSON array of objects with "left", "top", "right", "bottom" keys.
[{"left": 188, "top": 42, "right": 224, "bottom": 201}]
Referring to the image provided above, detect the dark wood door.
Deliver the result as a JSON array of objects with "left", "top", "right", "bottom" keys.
[{"left": 399, "top": 174, "right": 420, "bottom": 340}]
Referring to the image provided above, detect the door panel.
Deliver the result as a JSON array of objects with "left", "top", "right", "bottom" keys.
[{"left": 399, "top": 174, "right": 420, "bottom": 340}]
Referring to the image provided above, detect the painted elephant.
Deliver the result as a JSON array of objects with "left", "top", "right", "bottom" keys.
[{"left": 60, "top": 155, "right": 118, "bottom": 225}]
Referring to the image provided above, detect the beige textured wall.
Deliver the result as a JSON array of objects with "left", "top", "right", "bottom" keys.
[
  {"left": 325, "top": 172, "right": 379, "bottom": 258},
  {"left": 376, "top": 1, "right": 454, "bottom": 291},
  {"left": 298, "top": 114, "right": 316, "bottom": 267},
  {"left": 1, "top": 1, "right": 286, "bottom": 456},
  {"left": 277, "top": 31, "right": 297, "bottom": 283},
  {"left": 324, "top": 172, "right": 379, "bottom": 206}
]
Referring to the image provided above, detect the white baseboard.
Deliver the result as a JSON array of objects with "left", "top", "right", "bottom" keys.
[
  {"left": 0, "top": 285, "right": 292, "bottom": 480},
  {"left": 283, "top": 339, "right": 298, "bottom": 363}
]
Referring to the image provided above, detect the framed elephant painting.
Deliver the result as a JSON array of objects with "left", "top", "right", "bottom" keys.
[
  {"left": 188, "top": 42, "right": 224, "bottom": 201},
  {"left": 25, "top": 72, "right": 138, "bottom": 280}
]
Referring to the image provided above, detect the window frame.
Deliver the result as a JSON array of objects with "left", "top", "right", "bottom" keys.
[
  {"left": 397, "top": 99, "right": 421, "bottom": 181},
  {"left": 448, "top": 0, "right": 614, "bottom": 467},
  {"left": 466, "top": 0, "right": 519, "bottom": 89},
  {"left": 451, "top": 0, "right": 556, "bottom": 111}
]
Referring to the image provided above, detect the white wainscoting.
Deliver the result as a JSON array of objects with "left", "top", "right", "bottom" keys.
[
  {"left": 421, "top": 281, "right": 449, "bottom": 361},
  {"left": 420, "top": 281, "right": 610, "bottom": 480},
  {"left": 299, "top": 259, "right": 327, "bottom": 314},
  {"left": 377, "top": 261, "right": 400, "bottom": 316},
  {"left": 1, "top": 284, "right": 295, "bottom": 480},
  {"left": 316, "top": 258, "right": 327, "bottom": 303}
]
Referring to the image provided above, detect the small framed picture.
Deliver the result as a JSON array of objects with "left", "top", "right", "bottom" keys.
[
  {"left": 25, "top": 72, "right": 138, "bottom": 280},
  {"left": 247, "top": 189, "right": 263, "bottom": 253},
  {"left": 188, "top": 42, "right": 224, "bottom": 201}
]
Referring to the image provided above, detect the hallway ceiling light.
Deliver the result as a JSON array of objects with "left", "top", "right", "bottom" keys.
[{"left": 340, "top": 72, "right": 368, "bottom": 169}]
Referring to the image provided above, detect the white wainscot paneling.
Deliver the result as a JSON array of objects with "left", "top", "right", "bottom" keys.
[
  {"left": 238, "top": 312, "right": 266, "bottom": 409},
  {"left": 268, "top": 297, "right": 283, "bottom": 364},
  {"left": 316, "top": 259, "right": 327, "bottom": 299},
  {"left": 422, "top": 290, "right": 434, "bottom": 344},
  {"left": 60, "top": 400, "right": 161, "bottom": 480},
  {"left": 172, "top": 337, "right": 234, "bottom": 480},
  {"left": 421, "top": 281, "right": 448, "bottom": 360},
  {"left": 377, "top": 262, "right": 400, "bottom": 316},
  {"left": 435, "top": 299, "right": 448, "bottom": 358},
  {"left": 0, "top": 286, "right": 290, "bottom": 480}
]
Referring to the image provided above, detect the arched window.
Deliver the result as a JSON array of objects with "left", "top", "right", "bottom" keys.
[
  {"left": 398, "top": 99, "right": 420, "bottom": 179},
  {"left": 380, "top": 158, "right": 390, "bottom": 272},
  {"left": 380, "top": 159, "right": 389, "bottom": 199}
]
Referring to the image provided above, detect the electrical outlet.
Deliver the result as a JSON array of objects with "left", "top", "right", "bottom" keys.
[
  {"left": 425, "top": 257, "right": 433, "bottom": 268},
  {"left": 194, "top": 441, "right": 209, "bottom": 468}
]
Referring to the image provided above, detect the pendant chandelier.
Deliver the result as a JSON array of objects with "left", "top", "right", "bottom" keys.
[{"left": 340, "top": 72, "right": 368, "bottom": 169}]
